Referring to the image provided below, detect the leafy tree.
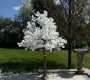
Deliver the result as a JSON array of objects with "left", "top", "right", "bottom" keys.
[
  {"left": 16, "top": 0, "right": 34, "bottom": 30},
  {"left": 0, "top": 16, "right": 14, "bottom": 28},
  {"left": 0, "top": 16, "right": 16, "bottom": 48},
  {"left": 59, "top": 0, "right": 90, "bottom": 68},
  {"left": 18, "top": 11, "right": 67, "bottom": 80}
]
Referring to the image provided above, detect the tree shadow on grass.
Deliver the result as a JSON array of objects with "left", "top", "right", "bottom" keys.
[{"left": 0, "top": 59, "right": 68, "bottom": 73}]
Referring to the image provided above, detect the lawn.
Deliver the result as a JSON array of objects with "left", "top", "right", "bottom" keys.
[{"left": 0, "top": 48, "right": 89, "bottom": 72}]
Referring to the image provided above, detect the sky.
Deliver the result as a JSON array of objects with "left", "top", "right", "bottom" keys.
[
  {"left": 0, "top": 0, "right": 22, "bottom": 18},
  {"left": 0, "top": 0, "right": 90, "bottom": 19}
]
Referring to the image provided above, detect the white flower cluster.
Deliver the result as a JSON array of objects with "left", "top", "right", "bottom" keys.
[{"left": 18, "top": 11, "right": 67, "bottom": 51}]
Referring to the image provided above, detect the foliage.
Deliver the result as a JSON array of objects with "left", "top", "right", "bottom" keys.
[
  {"left": 57, "top": 0, "right": 90, "bottom": 68},
  {"left": 18, "top": 11, "right": 67, "bottom": 51},
  {"left": 32, "top": 0, "right": 90, "bottom": 48},
  {"left": 0, "top": 0, "right": 35, "bottom": 48},
  {"left": 0, "top": 16, "right": 20, "bottom": 48},
  {"left": 0, "top": 16, "right": 13, "bottom": 27},
  {"left": 0, "top": 0, "right": 90, "bottom": 49},
  {"left": 32, "top": 0, "right": 65, "bottom": 36},
  {"left": 15, "top": 0, "right": 34, "bottom": 30},
  {"left": 58, "top": 0, "right": 89, "bottom": 47}
]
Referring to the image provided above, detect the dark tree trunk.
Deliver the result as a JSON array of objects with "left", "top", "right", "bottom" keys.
[
  {"left": 42, "top": 50, "right": 47, "bottom": 80},
  {"left": 68, "top": 40, "right": 72, "bottom": 69},
  {"left": 68, "top": 0, "right": 72, "bottom": 69}
]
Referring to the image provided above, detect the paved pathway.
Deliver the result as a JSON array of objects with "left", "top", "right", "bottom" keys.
[{"left": 0, "top": 69, "right": 89, "bottom": 80}]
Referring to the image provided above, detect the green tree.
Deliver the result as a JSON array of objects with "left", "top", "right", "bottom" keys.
[
  {"left": 0, "top": 16, "right": 18, "bottom": 48},
  {"left": 0, "top": 16, "right": 14, "bottom": 27},
  {"left": 15, "top": 0, "right": 34, "bottom": 30},
  {"left": 59, "top": 0, "right": 90, "bottom": 68}
]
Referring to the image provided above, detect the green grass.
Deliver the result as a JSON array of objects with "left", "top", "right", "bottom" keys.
[{"left": 0, "top": 48, "right": 89, "bottom": 72}]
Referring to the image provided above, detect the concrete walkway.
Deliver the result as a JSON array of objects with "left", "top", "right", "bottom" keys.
[{"left": 0, "top": 69, "right": 89, "bottom": 80}]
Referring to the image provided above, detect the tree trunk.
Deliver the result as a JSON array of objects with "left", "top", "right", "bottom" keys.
[
  {"left": 68, "top": 40, "right": 72, "bottom": 69},
  {"left": 42, "top": 50, "right": 47, "bottom": 80},
  {"left": 68, "top": 0, "right": 72, "bottom": 69}
]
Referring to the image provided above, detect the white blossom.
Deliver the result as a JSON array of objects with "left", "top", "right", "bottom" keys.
[{"left": 18, "top": 11, "right": 67, "bottom": 51}]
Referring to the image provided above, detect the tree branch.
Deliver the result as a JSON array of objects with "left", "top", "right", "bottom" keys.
[{"left": 59, "top": 0, "right": 69, "bottom": 19}]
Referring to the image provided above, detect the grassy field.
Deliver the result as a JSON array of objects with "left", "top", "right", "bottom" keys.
[{"left": 0, "top": 48, "right": 90, "bottom": 72}]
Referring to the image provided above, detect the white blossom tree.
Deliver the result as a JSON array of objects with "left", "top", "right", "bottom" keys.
[{"left": 18, "top": 11, "right": 67, "bottom": 80}]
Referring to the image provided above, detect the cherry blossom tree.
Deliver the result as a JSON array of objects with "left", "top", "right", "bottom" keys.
[{"left": 18, "top": 11, "right": 67, "bottom": 80}]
